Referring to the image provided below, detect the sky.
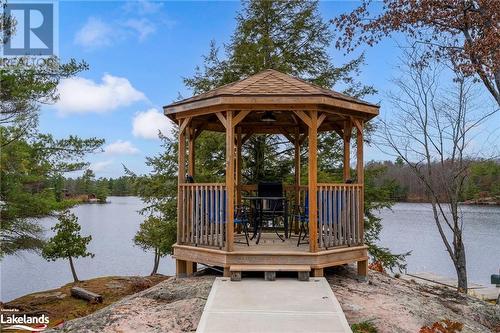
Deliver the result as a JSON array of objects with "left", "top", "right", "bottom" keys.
[{"left": 29, "top": 0, "right": 497, "bottom": 178}]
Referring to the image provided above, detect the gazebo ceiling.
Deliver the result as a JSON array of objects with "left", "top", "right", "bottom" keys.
[{"left": 163, "top": 69, "right": 379, "bottom": 133}]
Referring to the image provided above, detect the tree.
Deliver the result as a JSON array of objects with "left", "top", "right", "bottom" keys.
[
  {"left": 0, "top": 6, "right": 103, "bottom": 256},
  {"left": 184, "top": 0, "right": 375, "bottom": 184},
  {"left": 0, "top": 130, "right": 103, "bottom": 256},
  {"left": 81, "top": 169, "right": 96, "bottom": 195},
  {"left": 134, "top": 215, "right": 175, "bottom": 275},
  {"left": 42, "top": 210, "right": 94, "bottom": 282},
  {"left": 95, "top": 179, "right": 109, "bottom": 203},
  {"left": 332, "top": 0, "right": 500, "bottom": 106},
  {"left": 378, "top": 47, "right": 498, "bottom": 291},
  {"left": 127, "top": 133, "right": 179, "bottom": 269}
]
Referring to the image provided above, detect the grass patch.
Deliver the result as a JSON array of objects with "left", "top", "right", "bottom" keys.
[
  {"left": 4, "top": 275, "right": 168, "bottom": 328},
  {"left": 351, "top": 321, "right": 378, "bottom": 333}
]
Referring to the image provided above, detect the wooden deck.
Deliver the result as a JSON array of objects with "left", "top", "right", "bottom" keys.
[
  {"left": 173, "top": 232, "right": 369, "bottom": 277},
  {"left": 234, "top": 233, "right": 308, "bottom": 252}
]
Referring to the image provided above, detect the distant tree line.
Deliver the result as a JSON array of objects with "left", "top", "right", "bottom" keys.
[
  {"left": 62, "top": 170, "right": 138, "bottom": 202},
  {"left": 370, "top": 158, "right": 500, "bottom": 203}
]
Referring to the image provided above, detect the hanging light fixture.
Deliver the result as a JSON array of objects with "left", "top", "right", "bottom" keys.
[{"left": 261, "top": 111, "right": 277, "bottom": 122}]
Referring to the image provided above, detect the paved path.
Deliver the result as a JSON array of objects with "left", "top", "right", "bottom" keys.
[{"left": 196, "top": 277, "right": 352, "bottom": 333}]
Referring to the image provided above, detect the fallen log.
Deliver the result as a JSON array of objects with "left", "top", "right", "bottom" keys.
[{"left": 70, "top": 287, "right": 102, "bottom": 304}]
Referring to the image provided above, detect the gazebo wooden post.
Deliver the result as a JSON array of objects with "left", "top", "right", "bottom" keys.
[
  {"left": 308, "top": 111, "right": 318, "bottom": 254},
  {"left": 354, "top": 119, "right": 367, "bottom": 278},
  {"left": 343, "top": 119, "right": 353, "bottom": 182},
  {"left": 188, "top": 127, "right": 195, "bottom": 177},
  {"left": 176, "top": 119, "right": 187, "bottom": 277},
  {"left": 225, "top": 111, "right": 235, "bottom": 253},
  {"left": 236, "top": 127, "right": 242, "bottom": 233},
  {"left": 294, "top": 128, "right": 301, "bottom": 234},
  {"left": 185, "top": 126, "right": 197, "bottom": 276}
]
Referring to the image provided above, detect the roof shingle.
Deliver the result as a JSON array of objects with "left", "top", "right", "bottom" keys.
[{"left": 167, "top": 69, "right": 377, "bottom": 108}]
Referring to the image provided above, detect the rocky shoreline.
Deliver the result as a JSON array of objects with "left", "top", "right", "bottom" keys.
[{"left": 36, "top": 266, "right": 500, "bottom": 333}]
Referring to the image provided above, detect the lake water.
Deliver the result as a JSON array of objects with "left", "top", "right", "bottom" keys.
[
  {"left": 1, "top": 198, "right": 499, "bottom": 301},
  {"left": 0, "top": 197, "right": 175, "bottom": 302},
  {"left": 377, "top": 203, "right": 500, "bottom": 285}
]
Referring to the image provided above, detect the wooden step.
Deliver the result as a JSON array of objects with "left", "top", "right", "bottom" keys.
[
  {"left": 230, "top": 264, "right": 311, "bottom": 272},
  {"left": 229, "top": 265, "right": 311, "bottom": 281}
]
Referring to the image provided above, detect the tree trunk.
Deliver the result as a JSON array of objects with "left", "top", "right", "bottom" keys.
[
  {"left": 68, "top": 256, "right": 79, "bottom": 282},
  {"left": 454, "top": 237, "right": 468, "bottom": 292},
  {"left": 150, "top": 248, "right": 159, "bottom": 276}
]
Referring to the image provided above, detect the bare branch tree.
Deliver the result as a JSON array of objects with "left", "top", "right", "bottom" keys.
[{"left": 377, "top": 46, "right": 499, "bottom": 292}]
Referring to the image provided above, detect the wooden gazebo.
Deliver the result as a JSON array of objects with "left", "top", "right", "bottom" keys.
[{"left": 164, "top": 69, "right": 379, "bottom": 279}]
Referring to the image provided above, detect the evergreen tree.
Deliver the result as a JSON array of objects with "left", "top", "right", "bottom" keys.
[
  {"left": 0, "top": 6, "right": 103, "bottom": 256},
  {"left": 42, "top": 211, "right": 94, "bottom": 282},
  {"left": 95, "top": 179, "right": 109, "bottom": 203},
  {"left": 134, "top": 215, "right": 175, "bottom": 275},
  {"left": 81, "top": 169, "right": 96, "bottom": 195},
  {"left": 128, "top": 133, "right": 178, "bottom": 266}
]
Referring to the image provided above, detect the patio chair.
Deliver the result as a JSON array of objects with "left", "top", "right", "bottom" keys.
[
  {"left": 295, "top": 191, "right": 331, "bottom": 249},
  {"left": 192, "top": 187, "right": 250, "bottom": 248},
  {"left": 206, "top": 189, "right": 250, "bottom": 248},
  {"left": 257, "top": 182, "right": 287, "bottom": 241}
]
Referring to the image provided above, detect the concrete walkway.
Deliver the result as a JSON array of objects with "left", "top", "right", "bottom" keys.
[{"left": 196, "top": 277, "right": 352, "bottom": 333}]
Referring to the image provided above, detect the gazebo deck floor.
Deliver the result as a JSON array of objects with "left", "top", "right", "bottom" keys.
[{"left": 173, "top": 234, "right": 368, "bottom": 275}]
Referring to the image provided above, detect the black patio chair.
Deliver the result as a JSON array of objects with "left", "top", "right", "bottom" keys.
[{"left": 257, "top": 182, "right": 287, "bottom": 241}]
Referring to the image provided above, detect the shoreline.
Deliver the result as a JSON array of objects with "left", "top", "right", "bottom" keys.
[{"left": 1, "top": 275, "right": 168, "bottom": 329}]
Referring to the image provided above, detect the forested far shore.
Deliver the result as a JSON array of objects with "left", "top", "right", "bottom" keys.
[
  {"left": 370, "top": 158, "right": 500, "bottom": 204},
  {"left": 60, "top": 171, "right": 138, "bottom": 203}
]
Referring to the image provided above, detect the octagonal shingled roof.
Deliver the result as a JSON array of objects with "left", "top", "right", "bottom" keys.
[{"left": 163, "top": 69, "right": 379, "bottom": 119}]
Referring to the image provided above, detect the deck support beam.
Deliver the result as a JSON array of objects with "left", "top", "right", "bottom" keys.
[
  {"left": 176, "top": 259, "right": 187, "bottom": 277},
  {"left": 312, "top": 268, "right": 324, "bottom": 277},
  {"left": 357, "top": 259, "right": 368, "bottom": 281},
  {"left": 186, "top": 261, "right": 197, "bottom": 276}
]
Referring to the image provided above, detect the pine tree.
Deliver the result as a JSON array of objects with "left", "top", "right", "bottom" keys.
[{"left": 42, "top": 211, "right": 94, "bottom": 282}]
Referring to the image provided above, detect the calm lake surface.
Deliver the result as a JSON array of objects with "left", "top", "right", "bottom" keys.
[{"left": 1, "top": 198, "right": 499, "bottom": 301}]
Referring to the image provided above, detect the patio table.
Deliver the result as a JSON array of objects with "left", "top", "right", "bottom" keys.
[{"left": 242, "top": 196, "right": 288, "bottom": 244}]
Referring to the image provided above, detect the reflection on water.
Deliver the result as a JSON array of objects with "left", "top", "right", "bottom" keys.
[
  {"left": 1, "top": 197, "right": 175, "bottom": 301},
  {"left": 377, "top": 203, "right": 500, "bottom": 285},
  {"left": 1, "top": 199, "right": 498, "bottom": 301}
]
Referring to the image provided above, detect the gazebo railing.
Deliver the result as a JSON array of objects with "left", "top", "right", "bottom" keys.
[
  {"left": 178, "top": 183, "right": 226, "bottom": 249},
  {"left": 317, "top": 183, "right": 363, "bottom": 249},
  {"left": 178, "top": 183, "right": 363, "bottom": 250}
]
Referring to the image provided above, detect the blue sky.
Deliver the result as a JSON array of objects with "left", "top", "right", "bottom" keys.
[{"left": 33, "top": 0, "right": 496, "bottom": 178}]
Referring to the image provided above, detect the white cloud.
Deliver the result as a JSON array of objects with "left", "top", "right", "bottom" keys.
[
  {"left": 123, "top": 0, "right": 164, "bottom": 15},
  {"left": 55, "top": 74, "right": 146, "bottom": 115},
  {"left": 132, "top": 108, "right": 174, "bottom": 140},
  {"left": 74, "top": 17, "right": 114, "bottom": 49},
  {"left": 75, "top": 3, "right": 172, "bottom": 50},
  {"left": 104, "top": 140, "right": 139, "bottom": 155},
  {"left": 124, "top": 19, "right": 156, "bottom": 41},
  {"left": 90, "top": 160, "right": 113, "bottom": 172}
]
